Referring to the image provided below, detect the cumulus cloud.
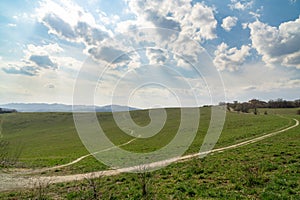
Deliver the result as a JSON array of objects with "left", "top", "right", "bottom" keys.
[
  {"left": 248, "top": 17, "right": 300, "bottom": 69},
  {"left": 27, "top": 43, "right": 63, "bottom": 55},
  {"left": 3, "top": 66, "right": 38, "bottom": 76},
  {"left": 42, "top": 13, "right": 76, "bottom": 39},
  {"left": 115, "top": 20, "right": 139, "bottom": 33},
  {"left": 127, "top": 0, "right": 217, "bottom": 42},
  {"left": 32, "top": 0, "right": 219, "bottom": 76},
  {"left": 75, "top": 21, "right": 109, "bottom": 46},
  {"left": 213, "top": 42, "right": 251, "bottom": 71},
  {"left": 221, "top": 16, "right": 238, "bottom": 31},
  {"left": 37, "top": 0, "right": 110, "bottom": 46},
  {"left": 145, "top": 10, "right": 181, "bottom": 32},
  {"left": 88, "top": 46, "right": 130, "bottom": 64},
  {"left": 34, "top": 0, "right": 218, "bottom": 71},
  {"left": 182, "top": 2, "right": 217, "bottom": 41},
  {"left": 146, "top": 48, "right": 169, "bottom": 65},
  {"left": 29, "top": 55, "right": 57, "bottom": 69},
  {"left": 121, "top": 1, "right": 217, "bottom": 70},
  {"left": 2, "top": 43, "right": 62, "bottom": 76},
  {"left": 229, "top": 0, "right": 253, "bottom": 10}
]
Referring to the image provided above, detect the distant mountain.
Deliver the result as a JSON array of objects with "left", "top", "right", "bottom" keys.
[{"left": 0, "top": 103, "right": 138, "bottom": 112}]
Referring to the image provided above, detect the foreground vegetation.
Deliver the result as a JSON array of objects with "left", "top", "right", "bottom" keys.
[{"left": 0, "top": 107, "right": 299, "bottom": 199}]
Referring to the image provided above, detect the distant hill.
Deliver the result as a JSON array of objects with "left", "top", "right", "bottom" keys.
[{"left": 0, "top": 103, "right": 138, "bottom": 112}]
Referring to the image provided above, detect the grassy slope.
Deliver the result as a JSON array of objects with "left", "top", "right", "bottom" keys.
[
  {"left": 0, "top": 108, "right": 299, "bottom": 199},
  {"left": 1, "top": 113, "right": 88, "bottom": 167},
  {"left": 0, "top": 108, "right": 294, "bottom": 171}
]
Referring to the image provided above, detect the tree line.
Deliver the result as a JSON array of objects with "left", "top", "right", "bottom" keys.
[
  {"left": 0, "top": 108, "right": 17, "bottom": 114},
  {"left": 220, "top": 99, "right": 300, "bottom": 113}
]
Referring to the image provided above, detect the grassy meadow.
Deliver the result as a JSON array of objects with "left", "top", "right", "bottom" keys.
[{"left": 0, "top": 107, "right": 299, "bottom": 199}]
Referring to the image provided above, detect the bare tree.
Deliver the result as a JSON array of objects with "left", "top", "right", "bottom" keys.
[
  {"left": 84, "top": 172, "right": 103, "bottom": 199},
  {"left": 30, "top": 178, "right": 51, "bottom": 200}
]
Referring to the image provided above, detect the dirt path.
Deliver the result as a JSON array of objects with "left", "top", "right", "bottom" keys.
[
  {"left": 11, "top": 138, "right": 137, "bottom": 175},
  {"left": 0, "top": 118, "right": 298, "bottom": 191}
]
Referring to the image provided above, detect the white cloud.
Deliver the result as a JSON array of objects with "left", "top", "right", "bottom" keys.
[
  {"left": 249, "top": 11, "right": 261, "bottom": 19},
  {"left": 8, "top": 23, "right": 17, "bottom": 27},
  {"left": 213, "top": 42, "right": 251, "bottom": 71},
  {"left": 220, "top": 62, "right": 300, "bottom": 101},
  {"left": 26, "top": 43, "right": 63, "bottom": 55},
  {"left": 54, "top": 56, "right": 82, "bottom": 72},
  {"left": 221, "top": 16, "right": 238, "bottom": 32},
  {"left": 3, "top": 65, "right": 38, "bottom": 76},
  {"left": 37, "top": 0, "right": 110, "bottom": 46},
  {"left": 88, "top": 46, "right": 131, "bottom": 64},
  {"left": 0, "top": 65, "right": 78, "bottom": 104},
  {"left": 35, "top": 0, "right": 217, "bottom": 71},
  {"left": 265, "top": 79, "right": 300, "bottom": 90},
  {"left": 242, "top": 23, "right": 248, "bottom": 29},
  {"left": 180, "top": 2, "right": 217, "bottom": 41},
  {"left": 229, "top": 0, "right": 253, "bottom": 11},
  {"left": 127, "top": 0, "right": 217, "bottom": 42},
  {"left": 115, "top": 20, "right": 139, "bottom": 33},
  {"left": 242, "top": 79, "right": 300, "bottom": 92},
  {"left": 146, "top": 48, "right": 169, "bottom": 65},
  {"left": 2, "top": 43, "right": 82, "bottom": 76},
  {"left": 11, "top": 13, "right": 35, "bottom": 23},
  {"left": 248, "top": 17, "right": 300, "bottom": 69}
]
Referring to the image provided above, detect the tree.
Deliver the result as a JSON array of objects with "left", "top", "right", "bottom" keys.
[
  {"left": 0, "top": 108, "right": 17, "bottom": 114},
  {"left": 254, "top": 107, "right": 258, "bottom": 115},
  {"left": 295, "top": 100, "right": 300, "bottom": 107}
]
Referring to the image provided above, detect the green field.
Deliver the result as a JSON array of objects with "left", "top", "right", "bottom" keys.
[{"left": 0, "top": 107, "right": 299, "bottom": 199}]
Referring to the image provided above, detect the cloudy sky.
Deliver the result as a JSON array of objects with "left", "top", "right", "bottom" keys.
[{"left": 0, "top": 0, "right": 300, "bottom": 108}]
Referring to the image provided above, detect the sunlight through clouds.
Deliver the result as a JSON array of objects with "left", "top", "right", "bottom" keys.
[{"left": 0, "top": 0, "right": 299, "bottom": 105}]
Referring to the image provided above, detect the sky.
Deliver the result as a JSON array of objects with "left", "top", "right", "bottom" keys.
[{"left": 0, "top": 0, "right": 300, "bottom": 108}]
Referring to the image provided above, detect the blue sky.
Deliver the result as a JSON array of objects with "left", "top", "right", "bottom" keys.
[{"left": 0, "top": 0, "right": 299, "bottom": 108}]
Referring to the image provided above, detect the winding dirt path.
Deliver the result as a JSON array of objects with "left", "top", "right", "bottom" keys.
[
  {"left": 0, "top": 118, "right": 298, "bottom": 191},
  {"left": 12, "top": 137, "right": 137, "bottom": 175}
]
